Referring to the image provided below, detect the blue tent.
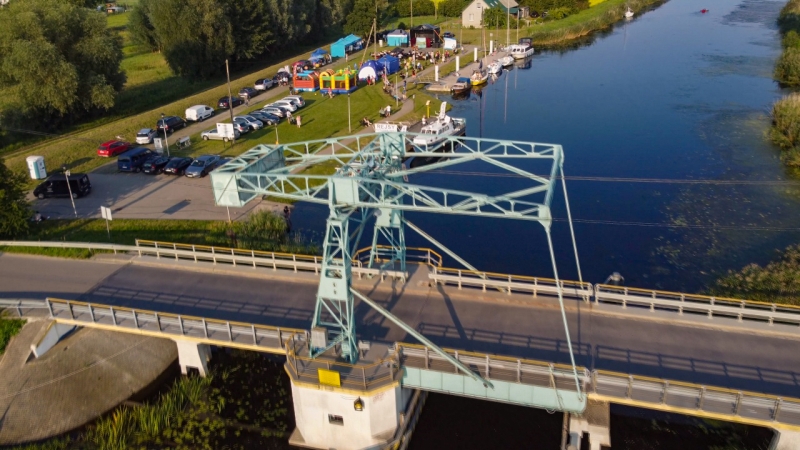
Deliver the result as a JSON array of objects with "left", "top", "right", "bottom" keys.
[
  {"left": 357, "top": 60, "right": 385, "bottom": 80},
  {"left": 311, "top": 48, "right": 328, "bottom": 58},
  {"left": 378, "top": 55, "right": 400, "bottom": 75},
  {"left": 386, "top": 30, "right": 409, "bottom": 47},
  {"left": 331, "top": 35, "right": 364, "bottom": 57}
]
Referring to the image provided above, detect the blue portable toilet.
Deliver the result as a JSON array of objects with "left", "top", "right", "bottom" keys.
[{"left": 378, "top": 55, "right": 400, "bottom": 75}]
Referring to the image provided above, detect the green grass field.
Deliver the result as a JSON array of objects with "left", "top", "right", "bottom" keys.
[{"left": 384, "top": 15, "right": 452, "bottom": 29}]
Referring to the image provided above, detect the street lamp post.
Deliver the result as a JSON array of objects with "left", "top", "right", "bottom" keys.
[
  {"left": 347, "top": 93, "right": 352, "bottom": 133},
  {"left": 160, "top": 113, "right": 170, "bottom": 156},
  {"left": 62, "top": 166, "right": 77, "bottom": 218}
]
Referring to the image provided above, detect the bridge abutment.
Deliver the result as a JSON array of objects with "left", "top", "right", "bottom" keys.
[
  {"left": 769, "top": 428, "right": 800, "bottom": 450},
  {"left": 173, "top": 339, "right": 211, "bottom": 377},
  {"left": 567, "top": 400, "right": 611, "bottom": 450}
]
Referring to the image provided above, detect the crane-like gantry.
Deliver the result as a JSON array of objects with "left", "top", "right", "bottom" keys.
[{"left": 211, "top": 128, "right": 584, "bottom": 398}]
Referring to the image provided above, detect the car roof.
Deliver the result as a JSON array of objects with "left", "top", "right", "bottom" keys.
[{"left": 100, "top": 140, "right": 121, "bottom": 146}]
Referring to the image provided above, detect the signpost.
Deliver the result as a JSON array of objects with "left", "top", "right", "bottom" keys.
[
  {"left": 154, "top": 138, "right": 164, "bottom": 154},
  {"left": 216, "top": 123, "right": 236, "bottom": 142},
  {"left": 101, "top": 206, "right": 113, "bottom": 240},
  {"left": 63, "top": 167, "right": 77, "bottom": 217}
]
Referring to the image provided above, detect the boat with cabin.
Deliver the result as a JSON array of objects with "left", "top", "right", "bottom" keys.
[
  {"left": 451, "top": 77, "right": 471, "bottom": 93},
  {"left": 509, "top": 37, "right": 534, "bottom": 60},
  {"left": 412, "top": 102, "right": 466, "bottom": 148}
]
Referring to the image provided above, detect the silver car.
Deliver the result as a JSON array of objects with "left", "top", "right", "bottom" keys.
[
  {"left": 200, "top": 128, "right": 241, "bottom": 142},
  {"left": 234, "top": 115, "right": 264, "bottom": 130},
  {"left": 135, "top": 128, "right": 158, "bottom": 144},
  {"left": 184, "top": 155, "right": 220, "bottom": 178},
  {"left": 261, "top": 107, "right": 286, "bottom": 118},
  {"left": 282, "top": 96, "right": 305, "bottom": 108},
  {"left": 270, "top": 100, "right": 297, "bottom": 112}
]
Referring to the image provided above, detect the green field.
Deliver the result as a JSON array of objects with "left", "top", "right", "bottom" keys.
[{"left": 384, "top": 15, "right": 452, "bottom": 29}]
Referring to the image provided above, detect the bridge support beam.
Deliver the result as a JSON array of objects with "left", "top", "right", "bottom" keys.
[
  {"left": 288, "top": 381, "right": 412, "bottom": 450},
  {"left": 567, "top": 400, "right": 610, "bottom": 450},
  {"left": 769, "top": 428, "right": 800, "bottom": 450},
  {"left": 174, "top": 339, "right": 211, "bottom": 377}
]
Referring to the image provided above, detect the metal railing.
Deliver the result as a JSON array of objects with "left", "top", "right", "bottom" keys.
[
  {"left": 352, "top": 246, "right": 443, "bottom": 268},
  {"left": 588, "top": 370, "right": 800, "bottom": 428},
  {"left": 594, "top": 284, "right": 800, "bottom": 327},
  {"left": 429, "top": 266, "right": 594, "bottom": 301},
  {"left": 285, "top": 337, "right": 399, "bottom": 390},
  {"left": 3, "top": 240, "right": 800, "bottom": 330},
  {"left": 47, "top": 298, "right": 304, "bottom": 353}
]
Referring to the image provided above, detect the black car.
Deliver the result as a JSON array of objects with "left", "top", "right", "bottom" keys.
[
  {"left": 443, "top": 31, "right": 455, "bottom": 39},
  {"left": 247, "top": 110, "right": 279, "bottom": 125},
  {"left": 238, "top": 87, "right": 258, "bottom": 100},
  {"left": 156, "top": 116, "right": 186, "bottom": 133},
  {"left": 142, "top": 155, "right": 172, "bottom": 174},
  {"left": 162, "top": 157, "right": 193, "bottom": 175},
  {"left": 218, "top": 96, "right": 244, "bottom": 109},
  {"left": 33, "top": 174, "right": 91, "bottom": 199}
]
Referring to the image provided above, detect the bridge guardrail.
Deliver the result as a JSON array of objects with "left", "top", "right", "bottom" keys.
[
  {"left": 352, "top": 245, "right": 443, "bottom": 268},
  {"left": 3, "top": 240, "right": 800, "bottom": 330},
  {"left": 594, "top": 285, "right": 800, "bottom": 328},
  {"left": 46, "top": 298, "right": 305, "bottom": 353},
  {"left": 428, "top": 266, "right": 593, "bottom": 302}
]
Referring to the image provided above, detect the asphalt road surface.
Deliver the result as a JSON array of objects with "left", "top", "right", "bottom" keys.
[{"left": 2, "top": 253, "right": 798, "bottom": 398}]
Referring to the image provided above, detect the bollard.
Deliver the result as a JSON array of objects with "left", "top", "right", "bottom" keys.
[
  {"left": 435, "top": 65, "right": 439, "bottom": 82},
  {"left": 456, "top": 55, "right": 460, "bottom": 73},
  {"left": 490, "top": 40, "right": 493, "bottom": 54},
  {"left": 474, "top": 47, "right": 478, "bottom": 61}
]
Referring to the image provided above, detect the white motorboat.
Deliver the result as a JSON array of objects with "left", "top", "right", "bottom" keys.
[
  {"left": 625, "top": 7, "right": 634, "bottom": 18},
  {"left": 470, "top": 68, "right": 489, "bottom": 85},
  {"left": 412, "top": 102, "right": 466, "bottom": 148},
  {"left": 488, "top": 61, "right": 502, "bottom": 75},
  {"left": 508, "top": 43, "right": 534, "bottom": 60},
  {"left": 498, "top": 55, "right": 514, "bottom": 66}
]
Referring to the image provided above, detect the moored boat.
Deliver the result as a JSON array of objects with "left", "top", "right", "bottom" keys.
[
  {"left": 498, "top": 55, "right": 514, "bottom": 66},
  {"left": 508, "top": 43, "right": 534, "bottom": 60},
  {"left": 451, "top": 77, "right": 472, "bottom": 93},
  {"left": 488, "top": 61, "right": 502, "bottom": 75},
  {"left": 412, "top": 102, "right": 466, "bottom": 149},
  {"left": 470, "top": 68, "right": 489, "bottom": 86}
]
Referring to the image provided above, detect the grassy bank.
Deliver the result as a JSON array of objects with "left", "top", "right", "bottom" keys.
[
  {"left": 709, "top": 245, "right": 800, "bottom": 306},
  {"left": 14, "top": 350, "right": 293, "bottom": 450},
  {"left": 1, "top": 212, "right": 317, "bottom": 259},
  {"left": 775, "top": 0, "right": 800, "bottom": 86},
  {"left": 770, "top": 1, "right": 800, "bottom": 168},
  {"left": 0, "top": 317, "right": 24, "bottom": 354}
]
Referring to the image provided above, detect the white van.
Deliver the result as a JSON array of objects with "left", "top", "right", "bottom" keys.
[{"left": 185, "top": 105, "right": 214, "bottom": 122}]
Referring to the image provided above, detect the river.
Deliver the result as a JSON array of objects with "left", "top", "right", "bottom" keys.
[{"left": 291, "top": 0, "right": 791, "bottom": 447}]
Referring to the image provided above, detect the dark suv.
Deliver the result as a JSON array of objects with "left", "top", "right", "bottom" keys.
[
  {"left": 33, "top": 174, "right": 92, "bottom": 199},
  {"left": 156, "top": 116, "right": 186, "bottom": 133}
]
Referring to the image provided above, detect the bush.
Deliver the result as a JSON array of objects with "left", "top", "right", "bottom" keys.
[
  {"left": 710, "top": 245, "right": 800, "bottom": 305},
  {"left": 775, "top": 46, "right": 800, "bottom": 85},
  {"left": 0, "top": 317, "right": 24, "bottom": 354},
  {"left": 779, "top": 0, "right": 800, "bottom": 33},
  {"left": 770, "top": 93, "right": 800, "bottom": 150},
  {"left": 397, "top": 21, "right": 407, "bottom": 29},
  {"left": 784, "top": 30, "right": 800, "bottom": 49},
  {"left": 548, "top": 6, "right": 573, "bottom": 20}
]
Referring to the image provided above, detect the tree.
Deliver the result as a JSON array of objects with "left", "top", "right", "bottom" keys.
[
  {"left": 0, "top": 158, "right": 30, "bottom": 240},
  {"left": 128, "top": 0, "right": 160, "bottom": 51},
  {"left": 0, "top": 0, "right": 125, "bottom": 126},
  {"left": 345, "top": 0, "right": 388, "bottom": 37},
  {"left": 483, "top": 6, "right": 507, "bottom": 28}
]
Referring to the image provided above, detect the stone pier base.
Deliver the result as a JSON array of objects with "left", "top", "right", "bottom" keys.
[
  {"left": 174, "top": 340, "right": 211, "bottom": 376},
  {"left": 769, "top": 428, "right": 800, "bottom": 450},
  {"left": 567, "top": 400, "right": 611, "bottom": 450}
]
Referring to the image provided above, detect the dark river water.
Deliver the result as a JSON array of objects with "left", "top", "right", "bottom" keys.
[{"left": 289, "top": 0, "right": 791, "bottom": 447}]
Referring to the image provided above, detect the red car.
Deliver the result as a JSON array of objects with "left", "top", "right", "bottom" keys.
[{"left": 97, "top": 140, "right": 132, "bottom": 157}]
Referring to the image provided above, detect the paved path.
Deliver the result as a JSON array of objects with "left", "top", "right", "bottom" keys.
[
  {"left": 2, "top": 253, "right": 800, "bottom": 400},
  {"left": 0, "top": 320, "right": 176, "bottom": 444}
]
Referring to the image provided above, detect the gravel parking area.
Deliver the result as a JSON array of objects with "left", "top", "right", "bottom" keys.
[{"left": 27, "top": 170, "right": 280, "bottom": 221}]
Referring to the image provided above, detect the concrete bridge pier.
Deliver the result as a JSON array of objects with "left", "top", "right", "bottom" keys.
[
  {"left": 173, "top": 339, "right": 211, "bottom": 377},
  {"left": 769, "top": 428, "right": 800, "bottom": 450},
  {"left": 567, "top": 400, "right": 611, "bottom": 450}
]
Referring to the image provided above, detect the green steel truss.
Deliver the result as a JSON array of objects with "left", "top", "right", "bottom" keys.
[{"left": 211, "top": 131, "right": 584, "bottom": 400}]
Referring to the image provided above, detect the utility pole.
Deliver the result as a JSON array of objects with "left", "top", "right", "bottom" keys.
[
  {"left": 225, "top": 59, "right": 236, "bottom": 145},
  {"left": 159, "top": 113, "right": 170, "bottom": 157},
  {"left": 411, "top": 0, "right": 413, "bottom": 29},
  {"left": 348, "top": 93, "right": 352, "bottom": 133}
]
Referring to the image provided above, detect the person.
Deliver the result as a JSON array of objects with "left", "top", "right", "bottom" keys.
[
  {"left": 286, "top": 110, "right": 292, "bottom": 122},
  {"left": 296, "top": 115, "right": 302, "bottom": 128},
  {"left": 421, "top": 116, "right": 427, "bottom": 126},
  {"left": 244, "top": 95, "right": 250, "bottom": 106},
  {"left": 283, "top": 206, "right": 290, "bottom": 218}
]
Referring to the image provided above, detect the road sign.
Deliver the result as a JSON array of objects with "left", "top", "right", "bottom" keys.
[
  {"left": 317, "top": 368, "right": 341, "bottom": 387},
  {"left": 154, "top": 138, "right": 163, "bottom": 152},
  {"left": 101, "top": 206, "right": 112, "bottom": 221},
  {"left": 217, "top": 123, "right": 235, "bottom": 140}
]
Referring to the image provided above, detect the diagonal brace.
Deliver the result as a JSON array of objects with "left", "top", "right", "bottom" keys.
[{"left": 350, "top": 287, "right": 494, "bottom": 389}]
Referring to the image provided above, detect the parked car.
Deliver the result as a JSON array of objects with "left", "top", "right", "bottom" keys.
[
  {"left": 273, "top": 71, "right": 290, "bottom": 85},
  {"left": 266, "top": 103, "right": 294, "bottom": 115},
  {"left": 260, "top": 106, "right": 286, "bottom": 118},
  {"left": 97, "top": 140, "right": 131, "bottom": 157},
  {"left": 185, "top": 105, "right": 214, "bottom": 122},
  {"left": 246, "top": 111, "right": 279, "bottom": 125},
  {"left": 443, "top": 31, "right": 455, "bottom": 39},
  {"left": 283, "top": 95, "right": 305, "bottom": 108},
  {"left": 33, "top": 173, "right": 91, "bottom": 199},
  {"left": 232, "top": 118, "right": 252, "bottom": 134},
  {"left": 254, "top": 78, "right": 274, "bottom": 91},
  {"left": 156, "top": 116, "right": 186, "bottom": 133},
  {"left": 117, "top": 147, "right": 153, "bottom": 172},
  {"left": 135, "top": 128, "right": 159, "bottom": 144},
  {"left": 218, "top": 96, "right": 244, "bottom": 109},
  {"left": 185, "top": 155, "right": 220, "bottom": 178},
  {"left": 142, "top": 155, "right": 172, "bottom": 174},
  {"left": 271, "top": 100, "right": 297, "bottom": 112},
  {"left": 212, "top": 157, "right": 233, "bottom": 171},
  {"left": 234, "top": 115, "right": 264, "bottom": 130},
  {"left": 201, "top": 127, "right": 241, "bottom": 141},
  {"left": 162, "top": 157, "right": 193, "bottom": 175},
  {"left": 238, "top": 87, "right": 258, "bottom": 100}
]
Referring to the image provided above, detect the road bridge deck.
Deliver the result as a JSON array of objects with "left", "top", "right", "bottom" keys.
[{"left": 1, "top": 252, "right": 800, "bottom": 403}]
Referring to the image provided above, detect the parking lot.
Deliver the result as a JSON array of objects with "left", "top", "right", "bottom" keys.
[{"left": 28, "top": 166, "right": 279, "bottom": 221}]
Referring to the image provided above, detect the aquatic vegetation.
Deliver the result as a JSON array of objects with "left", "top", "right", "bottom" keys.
[
  {"left": 770, "top": 93, "right": 800, "bottom": 165},
  {"left": 710, "top": 244, "right": 800, "bottom": 305}
]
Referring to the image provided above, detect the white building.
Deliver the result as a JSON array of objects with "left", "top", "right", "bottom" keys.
[{"left": 461, "top": 0, "right": 519, "bottom": 29}]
